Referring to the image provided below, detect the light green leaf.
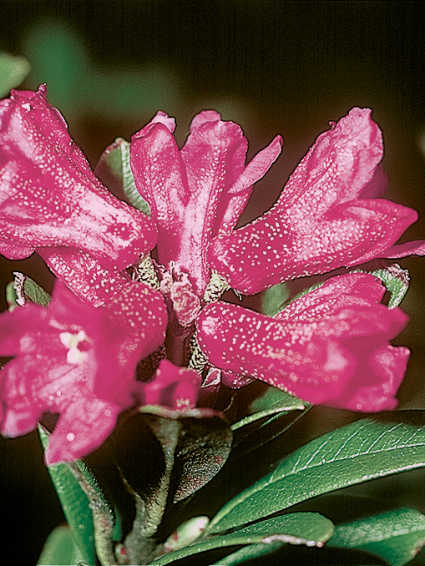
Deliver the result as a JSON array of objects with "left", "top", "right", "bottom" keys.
[
  {"left": 95, "top": 138, "right": 150, "bottom": 215},
  {"left": 207, "top": 417, "right": 425, "bottom": 534},
  {"left": 329, "top": 507, "right": 425, "bottom": 566},
  {"left": 5, "top": 281, "right": 18, "bottom": 310},
  {"left": 231, "top": 385, "right": 305, "bottom": 431},
  {"left": 214, "top": 541, "right": 284, "bottom": 565},
  {"left": 261, "top": 282, "right": 290, "bottom": 316},
  {"left": 371, "top": 264, "right": 410, "bottom": 308},
  {"left": 38, "top": 525, "right": 83, "bottom": 565},
  {"left": 0, "top": 52, "right": 30, "bottom": 97},
  {"left": 154, "top": 513, "right": 334, "bottom": 565},
  {"left": 38, "top": 427, "right": 96, "bottom": 565}
]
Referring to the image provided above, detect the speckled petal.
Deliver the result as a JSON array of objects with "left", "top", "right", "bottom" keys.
[
  {"left": 130, "top": 113, "right": 188, "bottom": 268},
  {"left": 45, "top": 396, "right": 121, "bottom": 464},
  {"left": 39, "top": 249, "right": 168, "bottom": 400},
  {"left": 197, "top": 302, "right": 355, "bottom": 404},
  {"left": 0, "top": 86, "right": 156, "bottom": 268},
  {"left": 141, "top": 359, "right": 201, "bottom": 410},
  {"left": 197, "top": 293, "right": 408, "bottom": 410},
  {"left": 209, "top": 108, "right": 424, "bottom": 294},
  {"left": 216, "top": 134, "right": 283, "bottom": 234},
  {"left": 276, "top": 272, "right": 386, "bottom": 322}
]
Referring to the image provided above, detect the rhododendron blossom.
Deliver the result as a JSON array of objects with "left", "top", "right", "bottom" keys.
[
  {"left": 197, "top": 273, "right": 409, "bottom": 411},
  {"left": 0, "top": 282, "right": 197, "bottom": 463},
  {"left": 0, "top": 85, "right": 156, "bottom": 268},
  {"left": 0, "top": 88, "right": 423, "bottom": 465}
]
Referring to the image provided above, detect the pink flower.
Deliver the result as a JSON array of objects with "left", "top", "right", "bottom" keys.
[
  {"left": 207, "top": 108, "right": 425, "bottom": 294},
  {"left": 197, "top": 273, "right": 409, "bottom": 412},
  {"left": 0, "top": 282, "right": 194, "bottom": 463},
  {"left": 130, "top": 110, "right": 282, "bottom": 296},
  {"left": 0, "top": 85, "right": 156, "bottom": 269}
]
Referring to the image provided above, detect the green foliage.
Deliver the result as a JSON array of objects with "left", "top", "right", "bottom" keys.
[
  {"left": 207, "top": 417, "right": 425, "bottom": 534},
  {"left": 6, "top": 272, "right": 50, "bottom": 308},
  {"left": 231, "top": 384, "right": 305, "bottom": 431},
  {"left": 329, "top": 507, "right": 425, "bottom": 566},
  {"left": 154, "top": 513, "right": 334, "bottom": 565},
  {"left": 0, "top": 52, "right": 30, "bottom": 97},
  {"left": 261, "top": 282, "right": 290, "bottom": 316},
  {"left": 38, "top": 427, "right": 96, "bottom": 565},
  {"left": 213, "top": 541, "right": 284, "bottom": 565},
  {"left": 37, "top": 526, "right": 83, "bottom": 565},
  {"left": 371, "top": 265, "right": 410, "bottom": 308},
  {"left": 95, "top": 138, "right": 151, "bottom": 214}
]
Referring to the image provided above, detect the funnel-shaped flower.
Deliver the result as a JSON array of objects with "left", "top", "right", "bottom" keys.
[
  {"left": 0, "top": 281, "right": 180, "bottom": 464},
  {"left": 130, "top": 110, "right": 282, "bottom": 295},
  {"left": 0, "top": 85, "right": 156, "bottom": 268},
  {"left": 208, "top": 108, "right": 425, "bottom": 294},
  {"left": 197, "top": 273, "right": 409, "bottom": 411}
]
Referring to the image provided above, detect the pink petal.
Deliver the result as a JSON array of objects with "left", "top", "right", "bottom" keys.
[
  {"left": 210, "top": 192, "right": 419, "bottom": 295},
  {"left": 0, "top": 86, "right": 156, "bottom": 268},
  {"left": 45, "top": 397, "right": 120, "bottom": 464},
  {"left": 130, "top": 118, "right": 188, "bottom": 268},
  {"left": 140, "top": 359, "right": 201, "bottom": 410},
  {"left": 276, "top": 272, "right": 386, "bottom": 322},
  {"left": 197, "top": 289, "right": 408, "bottom": 410},
  {"left": 197, "top": 302, "right": 355, "bottom": 404},
  {"left": 209, "top": 108, "right": 424, "bottom": 294},
  {"left": 216, "top": 134, "right": 283, "bottom": 234}
]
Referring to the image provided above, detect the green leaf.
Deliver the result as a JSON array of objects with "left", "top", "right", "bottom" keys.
[
  {"left": 371, "top": 264, "right": 410, "bottom": 308},
  {"left": 154, "top": 513, "right": 334, "bottom": 565},
  {"left": 8, "top": 272, "right": 50, "bottom": 307},
  {"left": 38, "top": 427, "right": 96, "bottom": 565},
  {"left": 95, "top": 138, "right": 150, "bottom": 215},
  {"left": 231, "top": 384, "right": 305, "bottom": 431},
  {"left": 5, "top": 281, "right": 18, "bottom": 310},
  {"left": 38, "top": 526, "right": 83, "bottom": 565},
  {"left": 214, "top": 542, "right": 284, "bottom": 565},
  {"left": 116, "top": 407, "right": 232, "bottom": 563},
  {"left": 329, "top": 507, "right": 425, "bottom": 566},
  {"left": 261, "top": 282, "right": 290, "bottom": 316},
  {"left": 39, "top": 427, "right": 118, "bottom": 566},
  {"left": 207, "top": 417, "right": 425, "bottom": 534},
  {"left": 0, "top": 52, "right": 30, "bottom": 97}
]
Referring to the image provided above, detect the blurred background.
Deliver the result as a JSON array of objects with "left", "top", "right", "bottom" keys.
[{"left": 0, "top": 1, "right": 424, "bottom": 563}]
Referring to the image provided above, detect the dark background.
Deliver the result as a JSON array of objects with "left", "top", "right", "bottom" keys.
[{"left": 0, "top": 1, "right": 424, "bottom": 563}]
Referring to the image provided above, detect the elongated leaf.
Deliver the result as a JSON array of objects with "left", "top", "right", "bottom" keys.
[
  {"left": 261, "top": 282, "right": 290, "bottom": 316},
  {"left": 154, "top": 513, "right": 334, "bottom": 565},
  {"left": 371, "top": 265, "right": 410, "bottom": 308},
  {"left": 329, "top": 507, "right": 425, "bottom": 566},
  {"left": 207, "top": 417, "right": 425, "bottom": 534},
  {"left": 214, "top": 541, "right": 284, "bottom": 565},
  {"left": 38, "top": 526, "right": 83, "bottom": 565},
  {"left": 39, "top": 427, "right": 117, "bottom": 566},
  {"left": 38, "top": 427, "right": 96, "bottom": 565},
  {"left": 0, "top": 52, "right": 30, "bottom": 96},
  {"left": 95, "top": 138, "right": 150, "bottom": 214},
  {"left": 231, "top": 385, "right": 305, "bottom": 431}
]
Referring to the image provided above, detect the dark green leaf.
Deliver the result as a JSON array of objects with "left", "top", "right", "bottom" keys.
[
  {"left": 207, "top": 418, "right": 425, "bottom": 534},
  {"left": 95, "top": 138, "right": 150, "bottom": 214},
  {"left": 261, "top": 282, "right": 290, "bottom": 316},
  {"left": 0, "top": 52, "right": 30, "bottom": 97},
  {"left": 329, "top": 507, "right": 425, "bottom": 566},
  {"left": 37, "top": 526, "right": 83, "bottom": 565},
  {"left": 154, "top": 513, "right": 334, "bottom": 565},
  {"left": 231, "top": 385, "right": 305, "bottom": 431},
  {"left": 38, "top": 427, "right": 96, "bottom": 565},
  {"left": 39, "top": 427, "right": 117, "bottom": 566}
]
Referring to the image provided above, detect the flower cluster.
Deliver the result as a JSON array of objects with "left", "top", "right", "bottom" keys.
[{"left": 0, "top": 85, "right": 423, "bottom": 462}]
